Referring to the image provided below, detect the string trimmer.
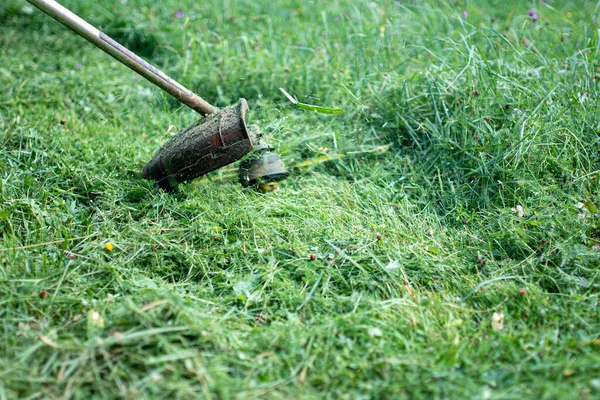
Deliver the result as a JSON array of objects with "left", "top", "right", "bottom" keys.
[{"left": 26, "top": 0, "right": 289, "bottom": 190}]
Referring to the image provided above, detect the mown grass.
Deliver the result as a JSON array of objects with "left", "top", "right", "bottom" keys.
[{"left": 1, "top": 0, "right": 600, "bottom": 398}]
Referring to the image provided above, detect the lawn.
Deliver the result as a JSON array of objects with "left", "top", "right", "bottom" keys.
[{"left": 1, "top": 0, "right": 599, "bottom": 398}]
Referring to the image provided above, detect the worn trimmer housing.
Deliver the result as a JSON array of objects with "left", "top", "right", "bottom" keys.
[
  {"left": 143, "top": 99, "right": 258, "bottom": 189},
  {"left": 26, "top": 0, "right": 287, "bottom": 191}
]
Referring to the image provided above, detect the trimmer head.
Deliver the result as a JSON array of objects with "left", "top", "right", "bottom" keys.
[
  {"left": 143, "top": 99, "right": 259, "bottom": 190},
  {"left": 238, "top": 152, "right": 290, "bottom": 187},
  {"left": 27, "top": 0, "right": 290, "bottom": 191}
]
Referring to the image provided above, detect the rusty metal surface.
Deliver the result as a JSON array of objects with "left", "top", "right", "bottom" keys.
[{"left": 144, "top": 99, "right": 256, "bottom": 189}]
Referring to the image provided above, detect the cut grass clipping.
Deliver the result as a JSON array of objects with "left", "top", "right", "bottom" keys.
[{"left": 279, "top": 87, "right": 344, "bottom": 115}]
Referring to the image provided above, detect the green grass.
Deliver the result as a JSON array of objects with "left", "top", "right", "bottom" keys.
[{"left": 1, "top": 0, "right": 600, "bottom": 398}]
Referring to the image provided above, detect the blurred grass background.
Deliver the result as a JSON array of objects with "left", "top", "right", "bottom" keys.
[{"left": 1, "top": 0, "right": 599, "bottom": 398}]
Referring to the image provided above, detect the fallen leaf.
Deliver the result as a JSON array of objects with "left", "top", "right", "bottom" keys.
[
  {"left": 491, "top": 312, "right": 505, "bottom": 331},
  {"left": 39, "top": 334, "right": 62, "bottom": 349},
  {"left": 385, "top": 260, "right": 400, "bottom": 270},
  {"left": 368, "top": 327, "right": 383, "bottom": 338},
  {"left": 583, "top": 201, "right": 598, "bottom": 214},
  {"left": 514, "top": 205, "right": 525, "bottom": 217},
  {"left": 90, "top": 310, "right": 105, "bottom": 328}
]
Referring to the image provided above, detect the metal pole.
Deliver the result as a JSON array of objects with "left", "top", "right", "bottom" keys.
[{"left": 26, "top": 0, "right": 219, "bottom": 116}]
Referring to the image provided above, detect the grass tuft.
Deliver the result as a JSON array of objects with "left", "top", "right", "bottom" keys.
[{"left": 1, "top": 0, "right": 600, "bottom": 398}]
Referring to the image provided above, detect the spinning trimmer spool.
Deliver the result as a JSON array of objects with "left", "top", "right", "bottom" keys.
[
  {"left": 27, "top": 0, "right": 289, "bottom": 191},
  {"left": 239, "top": 142, "right": 290, "bottom": 191}
]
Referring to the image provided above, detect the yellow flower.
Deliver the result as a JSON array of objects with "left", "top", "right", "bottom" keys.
[
  {"left": 258, "top": 182, "right": 279, "bottom": 193},
  {"left": 104, "top": 243, "right": 114, "bottom": 252},
  {"left": 567, "top": 12, "right": 572, "bottom": 18}
]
